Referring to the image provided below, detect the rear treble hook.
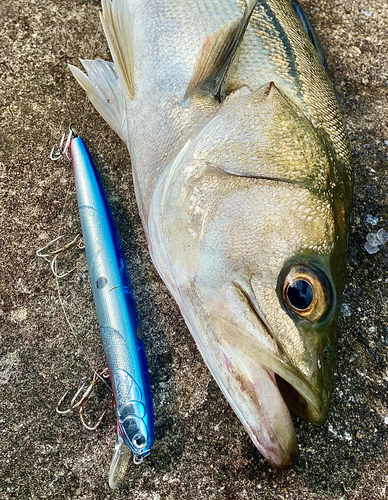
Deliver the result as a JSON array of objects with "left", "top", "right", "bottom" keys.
[{"left": 56, "top": 368, "right": 111, "bottom": 431}]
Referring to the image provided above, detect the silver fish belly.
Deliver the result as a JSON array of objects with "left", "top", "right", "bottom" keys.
[{"left": 71, "top": 0, "right": 352, "bottom": 468}]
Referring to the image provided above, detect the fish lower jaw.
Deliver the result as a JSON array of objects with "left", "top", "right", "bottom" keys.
[
  {"left": 234, "top": 359, "right": 326, "bottom": 469},
  {"left": 227, "top": 359, "right": 299, "bottom": 469},
  {"left": 250, "top": 430, "right": 298, "bottom": 470}
]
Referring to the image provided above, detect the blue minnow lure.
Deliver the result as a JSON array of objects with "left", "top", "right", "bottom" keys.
[{"left": 69, "top": 133, "right": 154, "bottom": 488}]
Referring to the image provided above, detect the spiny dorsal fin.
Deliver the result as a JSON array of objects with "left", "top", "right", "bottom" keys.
[
  {"left": 100, "top": 0, "right": 135, "bottom": 101},
  {"left": 186, "top": 0, "right": 257, "bottom": 100}
]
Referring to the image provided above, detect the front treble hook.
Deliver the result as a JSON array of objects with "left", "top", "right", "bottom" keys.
[
  {"left": 50, "top": 124, "right": 77, "bottom": 161},
  {"left": 56, "top": 368, "right": 111, "bottom": 431}
]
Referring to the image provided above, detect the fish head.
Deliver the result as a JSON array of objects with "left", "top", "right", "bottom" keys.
[{"left": 151, "top": 83, "right": 351, "bottom": 468}]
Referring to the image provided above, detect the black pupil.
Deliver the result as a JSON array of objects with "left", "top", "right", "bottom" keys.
[
  {"left": 133, "top": 435, "right": 146, "bottom": 448},
  {"left": 287, "top": 280, "right": 313, "bottom": 310}
]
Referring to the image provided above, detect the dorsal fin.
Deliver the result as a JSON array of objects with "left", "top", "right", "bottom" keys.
[
  {"left": 100, "top": 0, "right": 135, "bottom": 101},
  {"left": 186, "top": 0, "right": 257, "bottom": 100}
]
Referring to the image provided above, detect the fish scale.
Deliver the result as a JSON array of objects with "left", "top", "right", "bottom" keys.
[{"left": 234, "top": 1, "right": 352, "bottom": 178}]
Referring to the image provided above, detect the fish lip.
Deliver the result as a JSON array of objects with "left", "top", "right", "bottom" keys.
[{"left": 237, "top": 284, "right": 329, "bottom": 425}]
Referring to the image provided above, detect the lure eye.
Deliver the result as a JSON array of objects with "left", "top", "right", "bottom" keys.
[
  {"left": 132, "top": 433, "right": 146, "bottom": 450},
  {"left": 282, "top": 265, "right": 329, "bottom": 322}
]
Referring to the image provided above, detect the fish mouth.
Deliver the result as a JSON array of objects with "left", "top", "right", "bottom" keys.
[
  {"left": 221, "top": 340, "right": 327, "bottom": 468},
  {"left": 258, "top": 350, "right": 329, "bottom": 427},
  {"left": 236, "top": 283, "right": 329, "bottom": 425},
  {"left": 214, "top": 283, "right": 330, "bottom": 468},
  {"left": 275, "top": 373, "right": 321, "bottom": 424}
]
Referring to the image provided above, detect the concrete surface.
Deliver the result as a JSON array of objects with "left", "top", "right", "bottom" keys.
[{"left": 0, "top": 1, "right": 387, "bottom": 499}]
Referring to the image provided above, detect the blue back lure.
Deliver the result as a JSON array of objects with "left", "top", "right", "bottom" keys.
[{"left": 69, "top": 133, "right": 154, "bottom": 488}]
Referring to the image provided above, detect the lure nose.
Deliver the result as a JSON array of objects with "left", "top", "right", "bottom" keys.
[{"left": 119, "top": 413, "right": 152, "bottom": 457}]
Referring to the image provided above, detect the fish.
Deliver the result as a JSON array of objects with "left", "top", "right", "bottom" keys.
[
  {"left": 69, "top": 0, "right": 353, "bottom": 469},
  {"left": 70, "top": 133, "right": 154, "bottom": 487}
]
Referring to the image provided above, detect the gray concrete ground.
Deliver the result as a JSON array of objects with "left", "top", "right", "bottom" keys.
[{"left": 0, "top": 1, "right": 387, "bottom": 499}]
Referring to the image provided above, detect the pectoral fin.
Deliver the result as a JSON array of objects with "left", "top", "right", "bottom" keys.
[
  {"left": 186, "top": 0, "right": 257, "bottom": 99},
  {"left": 69, "top": 59, "right": 127, "bottom": 143}
]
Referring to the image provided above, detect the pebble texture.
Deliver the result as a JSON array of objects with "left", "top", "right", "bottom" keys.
[{"left": 1, "top": 1, "right": 387, "bottom": 499}]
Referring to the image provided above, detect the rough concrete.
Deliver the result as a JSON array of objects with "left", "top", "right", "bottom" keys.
[{"left": 0, "top": 1, "right": 387, "bottom": 499}]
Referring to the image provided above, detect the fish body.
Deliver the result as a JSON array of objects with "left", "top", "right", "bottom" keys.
[
  {"left": 70, "top": 136, "right": 154, "bottom": 485},
  {"left": 71, "top": 0, "right": 352, "bottom": 468}
]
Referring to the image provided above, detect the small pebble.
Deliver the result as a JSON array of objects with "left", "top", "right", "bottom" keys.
[
  {"left": 363, "top": 143, "right": 371, "bottom": 150},
  {"left": 364, "top": 242, "right": 380, "bottom": 254},
  {"left": 366, "top": 233, "right": 382, "bottom": 246},
  {"left": 385, "top": 417, "right": 388, "bottom": 425},
  {"left": 385, "top": 140, "right": 388, "bottom": 146},
  {"left": 341, "top": 303, "right": 352, "bottom": 317},
  {"left": 376, "top": 228, "right": 388, "bottom": 245},
  {"left": 365, "top": 214, "right": 379, "bottom": 225},
  {"left": 361, "top": 9, "right": 371, "bottom": 17}
]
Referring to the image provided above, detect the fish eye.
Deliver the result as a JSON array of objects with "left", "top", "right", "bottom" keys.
[
  {"left": 281, "top": 265, "right": 330, "bottom": 322},
  {"left": 286, "top": 279, "right": 313, "bottom": 310}
]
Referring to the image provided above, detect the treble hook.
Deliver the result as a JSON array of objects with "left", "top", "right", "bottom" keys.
[
  {"left": 50, "top": 124, "right": 77, "bottom": 161},
  {"left": 36, "top": 234, "right": 84, "bottom": 278},
  {"left": 56, "top": 368, "right": 111, "bottom": 431}
]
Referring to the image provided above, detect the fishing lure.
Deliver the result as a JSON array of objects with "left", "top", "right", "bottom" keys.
[{"left": 54, "top": 128, "right": 154, "bottom": 488}]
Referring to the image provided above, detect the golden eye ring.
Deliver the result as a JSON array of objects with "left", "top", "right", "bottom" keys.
[{"left": 282, "top": 265, "right": 328, "bottom": 322}]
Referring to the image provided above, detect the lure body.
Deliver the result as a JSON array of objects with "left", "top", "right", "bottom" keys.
[{"left": 70, "top": 136, "right": 154, "bottom": 474}]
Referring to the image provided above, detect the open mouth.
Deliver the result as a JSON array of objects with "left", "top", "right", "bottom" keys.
[
  {"left": 223, "top": 354, "right": 302, "bottom": 469},
  {"left": 256, "top": 354, "right": 328, "bottom": 428},
  {"left": 210, "top": 283, "right": 332, "bottom": 468},
  {"left": 275, "top": 373, "right": 310, "bottom": 421},
  {"left": 220, "top": 344, "right": 329, "bottom": 469}
]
